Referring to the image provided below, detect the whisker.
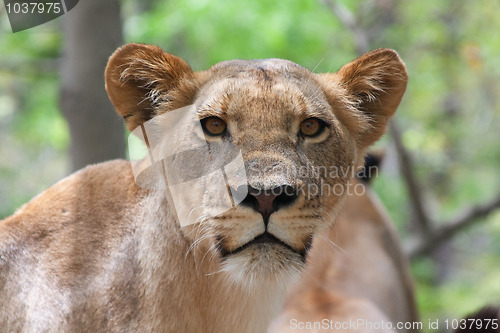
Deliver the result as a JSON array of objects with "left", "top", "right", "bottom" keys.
[
  {"left": 201, "top": 238, "right": 223, "bottom": 266},
  {"left": 317, "top": 234, "right": 348, "bottom": 255},
  {"left": 188, "top": 204, "right": 206, "bottom": 219},
  {"left": 206, "top": 266, "right": 224, "bottom": 277},
  {"left": 312, "top": 58, "right": 325, "bottom": 73},
  {"left": 185, "top": 233, "right": 211, "bottom": 259}
]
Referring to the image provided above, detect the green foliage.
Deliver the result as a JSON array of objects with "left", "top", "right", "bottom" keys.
[
  {"left": 372, "top": 172, "right": 410, "bottom": 234},
  {"left": 415, "top": 234, "right": 500, "bottom": 326},
  {"left": 0, "top": 21, "right": 67, "bottom": 218},
  {"left": 123, "top": 0, "right": 355, "bottom": 70}
]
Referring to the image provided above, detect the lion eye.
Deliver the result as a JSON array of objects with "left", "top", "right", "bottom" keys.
[
  {"left": 300, "top": 118, "right": 325, "bottom": 137},
  {"left": 201, "top": 117, "right": 227, "bottom": 136}
]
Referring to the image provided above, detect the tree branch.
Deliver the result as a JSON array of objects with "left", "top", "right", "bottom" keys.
[
  {"left": 319, "top": 0, "right": 370, "bottom": 55},
  {"left": 389, "top": 121, "right": 433, "bottom": 236},
  {"left": 409, "top": 192, "right": 500, "bottom": 258}
]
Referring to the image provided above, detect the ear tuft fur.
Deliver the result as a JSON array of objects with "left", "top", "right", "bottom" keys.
[
  {"left": 105, "top": 43, "right": 197, "bottom": 131},
  {"left": 318, "top": 49, "right": 408, "bottom": 150}
]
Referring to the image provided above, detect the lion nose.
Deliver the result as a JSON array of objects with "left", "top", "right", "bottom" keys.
[{"left": 239, "top": 185, "right": 298, "bottom": 226}]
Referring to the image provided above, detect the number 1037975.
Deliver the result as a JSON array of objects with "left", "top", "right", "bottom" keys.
[
  {"left": 5, "top": 2, "right": 62, "bottom": 14},
  {"left": 444, "top": 318, "right": 498, "bottom": 330}
]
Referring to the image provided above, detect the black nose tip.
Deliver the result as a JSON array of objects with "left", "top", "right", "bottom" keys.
[{"left": 239, "top": 185, "right": 299, "bottom": 225}]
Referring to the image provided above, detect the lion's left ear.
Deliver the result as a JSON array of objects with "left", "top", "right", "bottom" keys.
[{"left": 319, "top": 49, "right": 408, "bottom": 149}]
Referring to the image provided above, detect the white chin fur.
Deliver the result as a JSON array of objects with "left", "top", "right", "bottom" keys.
[{"left": 220, "top": 244, "right": 304, "bottom": 292}]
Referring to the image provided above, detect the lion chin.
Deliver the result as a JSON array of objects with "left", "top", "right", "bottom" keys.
[{"left": 219, "top": 239, "right": 305, "bottom": 291}]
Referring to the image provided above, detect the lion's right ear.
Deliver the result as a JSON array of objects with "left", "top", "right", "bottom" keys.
[{"left": 105, "top": 43, "right": 196, "bottom": 131}]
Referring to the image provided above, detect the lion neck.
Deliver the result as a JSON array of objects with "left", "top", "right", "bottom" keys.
[{"left": 132, "top": 191, "right": 291, "bottom": 333}]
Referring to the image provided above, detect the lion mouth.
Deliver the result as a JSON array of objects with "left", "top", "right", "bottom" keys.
[{"left": 218, "top": 232, "right": 311, "bottom": 260}]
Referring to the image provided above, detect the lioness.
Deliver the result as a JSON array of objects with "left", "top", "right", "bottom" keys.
[{"left": 0, "top": 44, "right": 408, "bottom": 332}]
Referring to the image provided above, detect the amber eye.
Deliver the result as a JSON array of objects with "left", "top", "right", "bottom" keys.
[
  {"left": 300, "top": 118, "right": 325, "bottom": 137},
  {"left": 201, "top": 117, "right": 227, "bottom": 136}
]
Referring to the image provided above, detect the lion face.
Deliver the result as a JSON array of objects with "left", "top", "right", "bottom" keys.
[
  {"left": 105, "top": 44, "right": 407, "bottom": 286},
  {"left": 185, "top": 60, "right": 359, "bottom": 283}
]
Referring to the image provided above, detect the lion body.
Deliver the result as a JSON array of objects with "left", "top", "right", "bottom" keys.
[
  {"left": 0, "top": 44, "right": 413, "bottom": 332},
  {"left": 0, "top": 161, "right": 286, "bottom": 332}
]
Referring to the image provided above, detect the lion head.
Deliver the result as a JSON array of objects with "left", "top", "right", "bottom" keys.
[{"left": 105, "top": 44, "right": 407, "bottom": 288}]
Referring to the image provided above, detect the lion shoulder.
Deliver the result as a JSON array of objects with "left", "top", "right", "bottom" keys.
[{"left": 0, "top": 159, "right": 145, "bottom": 277}]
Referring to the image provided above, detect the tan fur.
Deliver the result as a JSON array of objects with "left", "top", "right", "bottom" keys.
[
  {"left": 0, "top": 44, "right": 409, "bottom": 332},
  {"left": 270, "top": 181, "right": 419, "bottom": 332}
]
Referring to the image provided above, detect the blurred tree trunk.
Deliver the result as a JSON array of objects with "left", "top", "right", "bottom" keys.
[{"left": 60, "top": 0, "right": 125, "bottom": 172}]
